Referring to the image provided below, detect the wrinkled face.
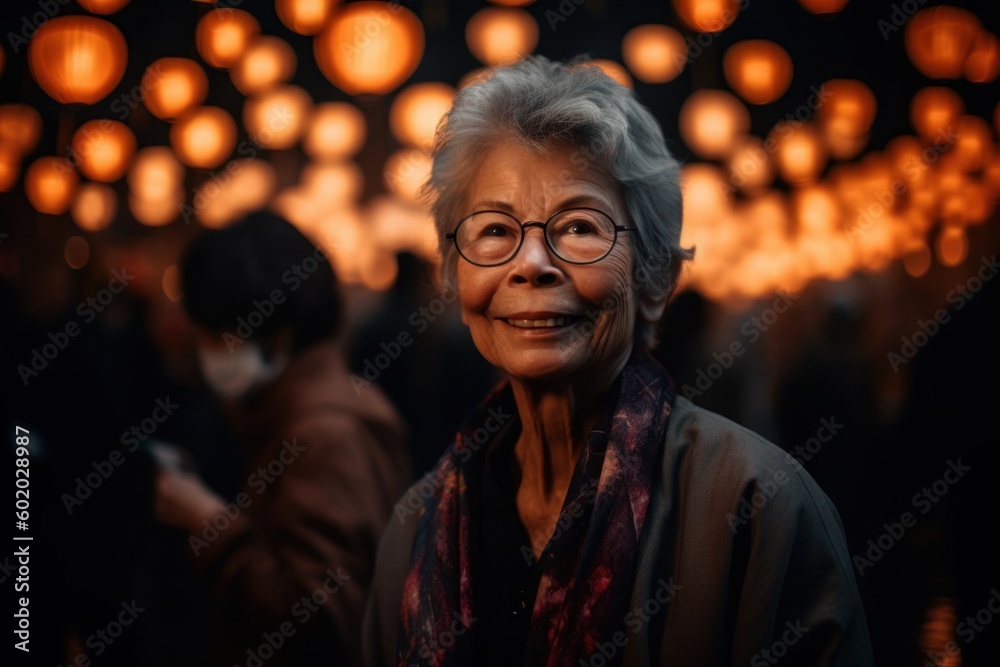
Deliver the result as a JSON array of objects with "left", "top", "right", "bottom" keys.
[{"left": 453, "top": 142, "right": 647, "bottom": 385}]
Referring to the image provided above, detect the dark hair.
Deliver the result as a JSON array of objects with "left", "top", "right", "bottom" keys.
[{"left": 180, "top": 210, "right": 343, "bottom": 352}]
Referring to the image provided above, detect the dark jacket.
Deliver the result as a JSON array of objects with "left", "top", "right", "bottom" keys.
[
  {"left": 192, "top": 341, "right": 411, "bottom": 667},
  {"left": 362, "top": 396, "right": 874, "bottom": 666}
]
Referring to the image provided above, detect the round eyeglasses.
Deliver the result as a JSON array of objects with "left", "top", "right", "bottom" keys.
[{"left": 446, "top": 207, "right": 636, "bottom": 267}]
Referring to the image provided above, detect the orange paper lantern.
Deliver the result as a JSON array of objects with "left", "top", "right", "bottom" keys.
[
  {"left": 25, "top": 157, "right": 78, "bottom": 215},
  {"left": 723, "top": 40, "right": 793, "bottom": 105},
  {"left": 465, "top": 7, "right": 539, "bottom": 66},
  {"left": 905, "top": 6, "right": 980, "bottom": 80},
  {"left": 276, "top": 0, "right": 338, "bottom": 36},
  {"left": 679, "top": 89, "right": 750, "bottom": 160},
  {"left": 621, "top": 25, "right": 687, "bottom": 84},
  {"left": 196, "top": 8, "right": 260, "bottom": 69},
  {"left": 304, "top": 103, "right": 367, "bottom": 161},
  {"left": 672, "top": 0, "right": 741, "bottom": 33},
  {"left": 28, "top": 16, "right": 128, "bottom": 105},
  {"left": 70, "top": 119, "right": 136, "bottom": 182},
  {"left": 230, "top": 36, "right": 297, "bottom": 96},
  {"left": 390, "top": 83, "right": 455, "bottom": 150},
  {"left": 243, "top": 85, "right": 313, "bottom": 150},
  {"left": 0, "top": 104, "right": 43, "bottom": 156},
  {"left": 76, "top": 0, "right": 131, "bottom": 13},
  {"left": 142, "top": 58, "right": 208, "bottom": 121},
  {"left": 170, "top": 106, "right": 237, "bottom": 168}
]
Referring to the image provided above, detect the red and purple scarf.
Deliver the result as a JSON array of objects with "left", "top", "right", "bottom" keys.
[{"left": 397, "top": 348, "right": 676, "bottom": 666}]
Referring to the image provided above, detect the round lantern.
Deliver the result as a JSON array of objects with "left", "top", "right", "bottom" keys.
[
  {"left": 243, "top": 85, "right": 313, "bottom": 150},
  {"left": 672, "top": 0, "right": 741, "bottom": 33},
  {"left": 71, "top": 183, "right": 117, "bottom": 231},
  {"left": 621, "top": 25, "right": 687, "bottom": 84},
  {"left": 390, "top": 83, "right": 455, "bottom": 150},
  {"left": 0, "top": 104, "right": 43, "bottom": 156},
  {"left": 25, "top": 157, "right": 78, "bottom": 215},
  {"left": 230, "top": 36, "right": 297, "bottom": 97},
  {"left": 129, "top": 146, "right": 184, "bottom": 201},
  {"left": 723, "top": 40, "right": 793, "bottom": 105},
  {"left": 909, "top": 87, "right": 965, "bottom": 142},
  {"left": 679, "top": 90, "right": 750, "bottom": 160},
  {"left": 817, "top": 79, "right": 877, "bottom": 159},
  {"left": 964, "top": 31, "right": 1000, "bottom": 83},
  {"left": 170, "top": 106, "right": 237, "bottom": 168},
  {"left": 76, "top": 0, "right": 131, "bottom": 13},
  {"left": 70, "top": 119, "right": 136, "bottom": 182},
  {"left": 276, "top": 0, "right": 337, "bottom": 36},
  {"left": 142, "top": 58, "right": 208, "bottom": 121},
  {"left": 304, "top": 102, "right": 367, "bottom": 160},
  {"left": 384, "top": 148, "right": 432, "bottom": 202},
  {"left": 28, "top": 16, "right": 128, "bottom": 105},
  {"left": 314, "top": 2, "right": 425, "bottom": 95},
  {"left": 769, "top": 123, "right": 827, "bottom": 186},
  {"left": 465, "top": 7, "right": 538, "bottom": 66},
  {"left": 905, "top": 6, "right": 980, "bottom": 79},
  {"left": 796, "top": 0, "right": 848, "bottom": 14},
  {"left": 196, "top": 8, "right": 260, "bottom": 69}
]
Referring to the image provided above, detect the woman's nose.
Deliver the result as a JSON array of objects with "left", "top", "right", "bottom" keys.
[{"left": 508, "top": 227, "right": 564, "bottom": 286}]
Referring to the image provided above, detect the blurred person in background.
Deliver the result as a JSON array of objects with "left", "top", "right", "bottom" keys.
[{"left": 153, "top": 210, "right": 411, "bottom": 666}]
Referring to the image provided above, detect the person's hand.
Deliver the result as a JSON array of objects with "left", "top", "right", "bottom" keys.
[{"left": 154, "top": 466, "right": 226, "bottom": 534}]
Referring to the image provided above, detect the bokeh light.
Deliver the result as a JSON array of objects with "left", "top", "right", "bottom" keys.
[
  {"left": 0, "top": 142, "right": 22, "bottom": 192},
  {"left": 0, "top": 104, "right": 43, "bottom": 156},
  {"left": 909, "top": 86, "right": 965, "bottom": 142},
  {"left": 466, "top": 7, "right": 539, "bottom": 66},
  {"left": 70, "top": 119, "right": 136, "bottom": 183},
  {"left": 170, "top": 106, "right": 237, "bottom": 169},
  {"left": 304, "top": 102, "right": 367, "bottom": 161},
  {"left": 276, "top": 0, "right": 337, "bottom": 36},
  {"left": 905, "top": 6, "right": 980, "bottom": 80},
  {"left": 770, "top": 122, "right": 828, "bottom": 186},
  {"left": 76, "top": 0, "right": 131, "bottom": 13},
  {"left": 679, "top": 89, "right": 751, "bottom": 160},
  {"left": 723, "top": 40, "right": 793, "bottom": 105},
  {"left": 196, "top": 8, "right": 261, "bottom": 69},
  {"left": 796, "top": 0, "right": 849, "bottom": 14},
  {"left": 672, "top": 0, "right": 741, "bottom": 33},
  {"left": 64, "top": 236, "right": 91, "bottom": 269},
  {"left": 142, "top": 58, "right": 208, "bottom": 121},
  {"left": 71, "top": 182, "right": 117, "bottom": 231},
  {"left": 383, "top": 148, "right": 432, "bottom": 202},
  {"left": 390, "top": 83, "right": 455, "bottom": 150},
  {"left": 28, "top": 16, "right": 128, "bottom": 105},
  {"left": 230, "top": 36, "right": 297, "bottom": 97},
  {"left": 964, "top": 31, "right": 1000, "bottom": 83},
  {"left": 817, "top": 79, "right": 877, "bottom": 160},
  {"left": 621, "top": 25, "right": 687, "bottom": 84},
  {"left": 243, "top": 85, "right": 313, "bottom": 150},
  {"left": 25, "top": 157, "right": 78, "bottom": 215}
]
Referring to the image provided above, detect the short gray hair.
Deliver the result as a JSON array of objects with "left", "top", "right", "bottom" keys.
[{"left": 422, "top": 55, "right": 692, "bottom": 347}]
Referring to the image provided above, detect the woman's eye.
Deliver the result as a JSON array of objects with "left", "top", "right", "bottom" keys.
[
  {"left": 483, "top": 225, "right": 509, "bottom": 237},
  {"left": 568, "top": 221, "right": 594, "bottom": 234}
]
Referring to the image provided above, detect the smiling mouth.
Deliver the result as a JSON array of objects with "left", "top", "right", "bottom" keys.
[{"left": 505, "top": 316, "right": 582, "bottom": 329}]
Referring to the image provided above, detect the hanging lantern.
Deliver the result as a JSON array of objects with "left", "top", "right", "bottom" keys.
[
  {"left": 679, "top": 89, "right": 750, "bottom": 160},
  {"left": 129, "top": 146, "right": 184, "bottom": 201},
  {"left": 964, "top": 31, "right": 1000, "bottom": 83},
  {"left": 142, "top": 58, "right": 208, "bottom": 121},
  {"left": 950, "top": 115, "right": 993, "bottom": 173},
  {"left": 28, "top": 16, "right": 128, "bottom": 105},
  {"left": 621, "top": 25, "right": 687, "bottom": 84},
  {"left": 383, "top": 148, "right": 432, "bottom": 202},
  {"left": 231, "top": 36, "right": 297, "bottom": 97},
  {"left": 796, "top": 0, "right": 849, "bottom": 14},
  {"left": 936, "top": 225, "right": 967, "bottom": 266},
  {"left": 76, "top": 0, "right": 131, "bottom": 13},
  {"left": 71, "top": 183, "right": 117, "bottom": 231},
  {"left": 314, "top": 2, "right": 424, "bottom": 95},
  {"left": 70, "top": 119, "right": 136, "bottom": 183},
  {"left": 465, "top": 7, "right": 539, "bottom": 66},
  {"left": 243, "top": 85, "right": 313, "bottom": 150},
  {"left": 723, "top": 40, "right": 793, "bottom": 105},
  {"left": 276, "top": 0, "right": 337, "bottom": 36},
  {"left": 390, "top": 83, "right": 456, "bottom": 150},
  {"left": 170, "top": 106, "right": 237, "bottom": 168},
  {"left": 672, "top": 0, "right": 741, "bottom": 33},
  {"left": 25, "top": 157, "right": 78, "bottom": 215},
  {"left": 769, "top": 123, "right": 827, "bottom": 186},
  {"left": 816, "top": 79, "right": 877, "bottom": 160},
  {"left": 909, "top": 86, "right": 965, "bottom": 142},
  {"left": 905, "top": 6, "right": 980, "bottom": 80},
  {"left": 304, "top": 102, "right": 367, "bottom": 161},
  {"left": 727, "top": 137, "right": 774, "bottom": 195},
  {"left": 196, "top": 8, "right": 260, "bottom": 69},
  {"left": 0, "top": 104, "right": 43, "bottom": 156}
]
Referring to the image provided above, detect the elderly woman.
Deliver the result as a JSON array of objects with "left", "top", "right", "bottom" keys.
[{"left": 362, "top": 56, "right": 874, "bottom": 667}]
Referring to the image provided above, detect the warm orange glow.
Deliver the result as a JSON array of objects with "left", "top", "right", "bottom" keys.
[
  {"left": 679, "top": 89, "right": 750, "bottom": 160},
  {"left": 162, "top": 265, "right": 183, "bottom": 302},
  {"left": 488, "top": 0, "right": 536, "bottom": 5},
  {"left": 314, "top": 2, "right": 425, "bottom": 95},
  {"left": 301, "top": 162, "right": 364, "bottom": 208},
  {"left": 792, "top": 185, "right": 841, "bottom": 236},
  {"left": 622, "top": 25, "right": 687, "bottom": 84},
  {"left": 142, "top": 58, "right": 208, "bottom": 121},
  {"left": 986, "top": 152, "right": 1000, "bottom": 194},
  {"left": 196, "top": 8, "right": 260, "bottom": 69},
  {"left": 129, "top": 189, "right": 184, "bottom": 227},
  {"left": 588, "top": 60, "right": 633, "bottom": 89},
  {"left": 304, "top": 102, "right": 367, "bottom": 161},
  {"left": 0, "top": 142, "right": 21, "bottom": 192},
  {"left": 817, "top": 79, "right": 877, "bottom": 159},
  {"left": 129, "top": 146, "right": 184, "bottom": 201},
  {"left": 950, "top": 115, "right": 992, "bottom": 172},
  {"left": 70, "top": 119, "right": 136, "bottom": 183},
  {"left": 458, "top": 67, "right": 494, "bottom": 89},
  {"left": 796, "top": 0, "right": 849, "bottom": 14},
  {"left": 25, "top": 157, "right": 78, "bottom": 215},
  {"left": 28, "top": 16, "right": 128, "bottom": 105},
  {"left": 964, "top": 31, "right": 1000, "bottom": 83},
  {"left": 465, "top": 7, "right": 539, "bottom": 66},
  {"left": 71, "top": 183, "right": 117, "bottom": 231},
  {"left": 170, "top": 106, "right": 237, "bottom": 168},
  {"left": 243, "top": 85, "right": 313, "bottom": 150},
  {"left": 910, "top": 87, "right": 965, "bottom": 142},
  {"left": 276, "top": 0, "right": 338, "bottom": 36},
  {"left": 936, "top": 225, "right": 967, "bottom": 266},
  {"left": 0, "top": 104, "right": 43, "bottom": 156},
  {"left": 672, "top": 0, "right": 741, "bottom": 33},
  {"left": 905, "top": 6, "right": 980, "bottom": 80},
  {"left": 390, "top": 83, "right": 455, "bottom": 150},
  {"left": 231, "top": 36, "right": 297, "bottom": 96},
  {"left": 76, "top": 0, "right": 131, "bottom": 13},
  {"left": 723, "top": 40, "right": 793, "bottom": 105},
  {"left": 727, "top": 137, "right": 774, "bottom": 195},
  {"left": 65, "top": 236, "right": 91, "bottom": 269},
  {"left": 195, "top": 159, "right": 278, "bottom": 229},
  {"left": 903, "top": 243, "right": 932, "bottom": 278},
  {"left": 384, "top": 148, "right": 432, "bottom": 202},
  {"left": 770, "top": 123, "right": 827, "bottom": 186}
]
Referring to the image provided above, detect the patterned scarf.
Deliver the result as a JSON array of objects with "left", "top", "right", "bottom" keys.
[{"left": 397, "top": 347, "right": 676, "bottom": 666}]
